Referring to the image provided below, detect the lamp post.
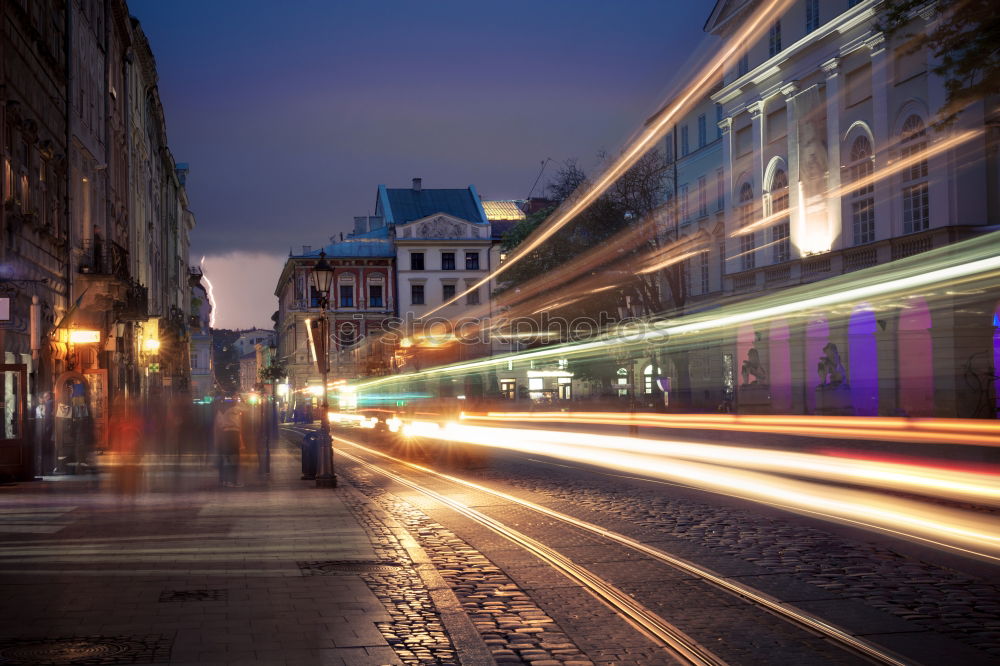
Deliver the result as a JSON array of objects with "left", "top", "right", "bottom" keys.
[{"left": 310, "top": 251, "right": 336, "bottom": 488}]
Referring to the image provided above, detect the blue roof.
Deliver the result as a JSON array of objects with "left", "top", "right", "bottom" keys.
[
  {"left": 296, "top": 225, "right": 395, "bottom": 259},
  {"left": 377, "top": 184, "right": 488, "bottom": 226}
]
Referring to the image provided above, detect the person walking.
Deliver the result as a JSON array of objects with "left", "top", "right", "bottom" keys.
[{"left": 214, "top": 400, "right": 244, "bottom": 487}]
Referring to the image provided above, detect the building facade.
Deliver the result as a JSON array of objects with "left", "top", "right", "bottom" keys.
[
  {"left": 640, "top": 0, "right": 1000, "bottom": 417},
  {"left": 0, "top": 1, "right": 194, "bottom": 478},
  {"left": 274, "top": 225, "right": 396, "bottom": 411},
  {"left": 188, "top": 267, "right": 212, "bottom": 401}
]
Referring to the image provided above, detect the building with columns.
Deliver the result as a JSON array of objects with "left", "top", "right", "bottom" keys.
[{"left": 649, "top": 0, "right": 1000, "bottom": 417}]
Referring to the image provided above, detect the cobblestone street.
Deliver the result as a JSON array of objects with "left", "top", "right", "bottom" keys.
[
  {"left": 0, "top": 446, "right": 465, "bottom": 666},
  {"left": 1, "top": 428, "right": 998, "bottom": 666}
]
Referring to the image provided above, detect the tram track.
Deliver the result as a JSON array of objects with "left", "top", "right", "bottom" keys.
[{"left": 299, "top": 427, "right": 912, "bottom": 666}]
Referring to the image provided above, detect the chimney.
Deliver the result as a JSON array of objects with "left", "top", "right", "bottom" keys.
[
  {"left": 412, "top": 177, "right": 422, "bottom": 192},
  {"left": 354, "top": 216, "right": 368, "bottom": 235}
]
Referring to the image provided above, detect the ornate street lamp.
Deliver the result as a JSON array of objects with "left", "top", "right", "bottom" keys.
[{"left": 310, "top": 250, "right": 336, "bottom": 488}]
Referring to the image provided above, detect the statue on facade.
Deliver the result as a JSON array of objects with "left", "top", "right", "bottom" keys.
[
  {"left": 740, "top": 347, "right": 767, "bottom": 385},
  {"left": 817, "top": 342, "right": 847, "bottom": 388}
]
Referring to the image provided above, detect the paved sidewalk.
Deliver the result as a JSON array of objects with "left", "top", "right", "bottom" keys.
[{"left": 0, "top": 443, "right": 406, "bottom": 665}]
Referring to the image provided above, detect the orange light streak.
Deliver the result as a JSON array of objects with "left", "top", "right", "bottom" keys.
[
  {"left": 419, "top": 0, "right": 798, "bottom": 320},
  {"left": 390, "top": 421, "right": 1000, "bottom": 559},
  {"left": 464, "top": 411, "right": 1000, "bottom": 448}
]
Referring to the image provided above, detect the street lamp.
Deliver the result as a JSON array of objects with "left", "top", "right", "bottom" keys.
[{"left": 310, "top": 250, "right": 336, "bottom": 488}]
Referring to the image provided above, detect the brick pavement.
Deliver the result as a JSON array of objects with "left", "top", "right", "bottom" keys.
[{"left": 0, "top": 444, "right": 460, "bottom": 665}]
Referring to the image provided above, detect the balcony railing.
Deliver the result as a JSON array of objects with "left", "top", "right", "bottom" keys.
[
  {"left": 891, "top": 234, "right": 933, "bottom": 260},
  {"left": 116, "top": 282, "right": 149, "bottom": 321},
  {"left": 843, "top": 246, "right": 878, "bottom": 273},
  {"left": 79, "top": 238, "right": 130, "bottom": 282}
]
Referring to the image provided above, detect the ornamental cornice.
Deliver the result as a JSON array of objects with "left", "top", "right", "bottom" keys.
[
  {"left": 779, "top": 82, "right": 799, "bottom": 100},
  {"left": 864, "top": 32, "right": 886, "bottom": 56},
  {"left": 821, "top": 58, "right": 840, "bottom": 77},
  {"left": 712, "top": 0, "right": 879, "bottom": 104},
  {"left": 747, "top": 100, "right": 765, "bottom": 119}
]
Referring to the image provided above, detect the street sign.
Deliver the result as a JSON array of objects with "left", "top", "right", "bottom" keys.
[{"left": 149, "top": 363, "right": 160, "bottom": 373}]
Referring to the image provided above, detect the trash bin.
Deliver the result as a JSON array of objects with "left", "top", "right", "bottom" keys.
[{"left": 301, "top": 432, "right": 318, "bottom": 480}]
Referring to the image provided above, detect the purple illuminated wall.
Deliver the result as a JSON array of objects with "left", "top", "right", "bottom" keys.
[
  {"left": 848, "top": 304, "right": 879, "bottom": 416},
  {"left": 898, "top": 298, "right": 933, "bottom": 416},
  {"left": 769, "top": 320, "right": 792, "bottom": 412}
]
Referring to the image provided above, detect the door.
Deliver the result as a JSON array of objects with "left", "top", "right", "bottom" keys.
[{"left": 0, "top": 364, "right": 28, "bottom": 480}]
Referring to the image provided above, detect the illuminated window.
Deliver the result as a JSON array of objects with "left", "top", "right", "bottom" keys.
[
  {"left": 769, "top": 169, "right": 790, "bottom": 263},
  {"left": 500, "top": 380, "right": 515, "bottom": 400},
  {"left": 848, "top": 136, "right": 875, "bottom": 245},
  {"left": 738, "top": 183, "right": 756, "bottom": 271},
  {"left": 643, "top": 365, "right": 662, "bottom": 394},
  {"left": 410, "top": 252, "right": 424, "bottom": 270},
  {"left": 441, "top": 252, "right": 455, "bottom": 270},
  {"left": 900, "top": 115, "right": 929, "bottom": 234}
]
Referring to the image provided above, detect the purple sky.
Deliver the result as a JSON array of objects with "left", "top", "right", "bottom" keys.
[{"left": 129, "top": 0, "right": 713, "bottom": 328}]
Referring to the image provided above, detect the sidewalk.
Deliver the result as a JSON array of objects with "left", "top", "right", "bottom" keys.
[{"left": 0, "top": 441, "right": 418, "bottom": 665}]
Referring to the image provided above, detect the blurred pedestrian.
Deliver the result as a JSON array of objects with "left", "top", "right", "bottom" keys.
[
  {"left": 214, "top": 400, "right": 245, "bottom": 487},
  {"left": 34, "top": 391, "right": 54, "bottom": 475}
]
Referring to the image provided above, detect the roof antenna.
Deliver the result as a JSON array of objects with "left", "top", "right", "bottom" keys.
[{"left": 526, "top": 158, "right": 551, "bottom": 200}]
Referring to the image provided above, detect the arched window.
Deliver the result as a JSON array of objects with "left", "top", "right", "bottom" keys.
[
  {"left": 643, "top": 364, "right": 663, "bottom": 394},
  {"left": 738, "top": 183, "right": 756, "bottom": 270},
  {"left": 848, "top": 136, "right": 875, "bottom": 245},
  {"left": 900, "top": 115, "right": 928, "bottom": 234},
  {"left": 769, "top": 169, "right": 790, "bottom": 263},
  {"left": 616, "top": 367, "right": 629, "bottom": 397}
]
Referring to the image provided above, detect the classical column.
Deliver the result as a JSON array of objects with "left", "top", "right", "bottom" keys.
[
  {"left": 867, "top": 34, "right": 891, "bottom": 241},
  {"left": 822, "top": 58, "right": 842, "bottom": 249},
  {"left": 781, "top": 83, "right": 801, "bottom": 257},
  {"left": 718, "top": 115, "right": 734, "bottom": 277},
  {"left": 748, "top": 100, "right": 766, "bottom": 193},
  {"left": 921, "top": 11, "right": 953, "bottom": 232},
  {"left": 748, "top": 100, "right": 765, "bottom": 270}
]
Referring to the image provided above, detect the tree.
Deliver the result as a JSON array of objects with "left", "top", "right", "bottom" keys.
[
  {"left": 498, "top": 152, "right": 675, "bottom": 330},
  {"left": 879, "top": 0, "right": 1000, "bottom": 125}
]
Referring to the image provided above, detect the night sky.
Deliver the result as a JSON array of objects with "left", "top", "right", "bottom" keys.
[{"left": 128, "top": 0, "right": 714, "bottom": 328}]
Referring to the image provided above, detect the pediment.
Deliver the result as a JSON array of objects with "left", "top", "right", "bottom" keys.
[
  {"left": 396, "top": 213, "right": 486, "bottom": 240},
  {"left": 704, "top": 0, "right": 753, "bottom": 35}
]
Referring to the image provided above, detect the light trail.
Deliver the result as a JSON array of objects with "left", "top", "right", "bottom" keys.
[
  {"left": 354, "top": 231, "right": 1000, "bottom": 392},
  {"left": 427, "top": 419, "right": 1000, "bottom": 504},
  {"left": 418, "top": 0, "right": 799, "bottom": 320},
  {"left": 334, "top": 434, "right": 908, "bottom": 666},
  {"left": 464, "top": 412, "right": 1000, "bottom": 448},
  {"left": 394, "top": 420, "right": 1000, "bottom": 560}
]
